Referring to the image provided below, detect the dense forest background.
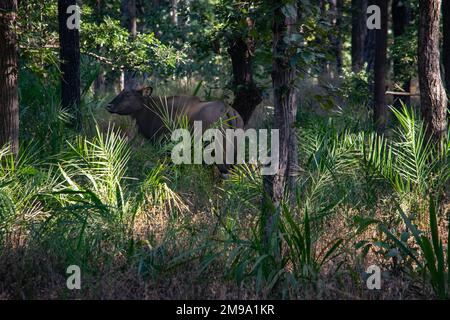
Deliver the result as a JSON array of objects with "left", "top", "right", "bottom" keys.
[{"left": 0, "top": 0, "right": 449, "bottom": 299}]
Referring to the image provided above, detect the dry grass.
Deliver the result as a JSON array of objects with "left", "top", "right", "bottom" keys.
[{"left": 1, "top": 185, "right": 446, "bottom": 300}]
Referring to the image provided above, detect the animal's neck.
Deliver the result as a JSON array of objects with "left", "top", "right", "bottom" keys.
[
  {"left": 131, "top": 107, "right": 147, "bottom": 122},
  {"left": 140, "top": 96, "right": 165, "bottom": 111}
]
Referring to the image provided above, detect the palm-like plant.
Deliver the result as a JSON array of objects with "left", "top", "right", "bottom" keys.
[
  {"left": 362, "top": 105, "right": 449, "bottom": 196},
  {"left": 379, "top": 195, "right": 449, "bottom": 299}
]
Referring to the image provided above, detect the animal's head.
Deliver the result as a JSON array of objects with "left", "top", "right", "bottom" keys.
[{"left": 105, "top": 86, "right": 153, "bottom": 115}]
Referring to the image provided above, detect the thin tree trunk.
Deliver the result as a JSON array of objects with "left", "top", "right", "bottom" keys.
[
  {"left": 170, "top": 0, "right": 178, "bottom": 26},
  {"left": 94, "top": 70, "right": 106, "bottom": 95},
  {"left": 119, "top": 71, "right": 125, "bottom": 92},
  {"left": 328, "top": 0, "right": 343, "bottom": 76},
  {"left": 316, "top": 0, "right": 327, "bottom": 74},
  {"left": 93, "top": 0, "right": 105, "bottom": 96},
  {"left": 418, "top": 0, "right": 448, "bottom": 143},
  {"left": 263, "top": 1, "right": 298, "bottom": 243},
  {"left": 351, "top": 0, "right": 368, "bottom": 73},
  {"left": 0, "top": 0, "right": 19, "bottom": 154},
  {"left": 228, "top": 19, "right": 262, "bottom": 124},
  {"left": 121, "top": 0, "right": 137, "bottom": 90},
  {"left": 364, "top": 0, "right": 376, "bottom": 74},
  {"left": 336, "top": 0, "right": 343, "bottom": 75},
  {"left": 58, "top": 0, "right": 81, "bottom": 130},
  {"left": 373, "top": 0, "right": 388, "bottom": 132},
  {"left": 364, "top": 30, "right": 376, "bottom": 73},
  {"left": 392, "top": 0, "right": 411, "bottom": 108}
]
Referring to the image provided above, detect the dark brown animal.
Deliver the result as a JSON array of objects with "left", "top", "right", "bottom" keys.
[{"left": 106, "top": 86, "right": 244, "bottom": 175}]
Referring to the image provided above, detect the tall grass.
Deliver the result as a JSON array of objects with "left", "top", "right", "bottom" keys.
[
  {"left": 378, "top": 195, "right": 449, "bottom": 299},
  {"left": 201, "top": 104, "right": 449, "bottom": 298},
  {"left": 1, "top": 122, "right": 186, "bottom": 271}
]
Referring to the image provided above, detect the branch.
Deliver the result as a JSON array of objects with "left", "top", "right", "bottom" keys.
[
  {"left": 385, "top": 91, "right": 420, "bottom": 97},
  {"left": 82, "top": 51, "right": 124, "bottom": 70}
]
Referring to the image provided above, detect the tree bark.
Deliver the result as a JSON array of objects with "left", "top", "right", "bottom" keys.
[
  {"left": 351, "top": 0, "right": 368, "bottom": 73},
  {"left": 418, "top": 0, "right": 448, "bottom": 143},
  {"left": 316, "top": 0, "right": 328, "bottom": 74},
  {"left": 94, "top": 69, "right": 106, "bottom": 95},
  {"left": 93, "top": 0, "right": 105, "bottom": 96},
  {"left": 228, "top": 19, "right": 262, "bottom": 125},
  {"left": 58, "top": 0, "right": 81, "bottom": 130},
  {"left": 263, "top": 1, "right": 298, "bottom": 241},
  {"left": 364, "top": 0, "right": 376, "bottom": 73},
  {"left": 392, "top": 0, "right": 411, "bottom": 108},
  {"left": 443, "top": 0, "right": 450, "bottom": 105},
  {"left": 0, "top": 0, "right": 19, "bottom": 154},
  {"left": 328, "top": 0, "right": 343, "bottom": 76},
  {"left": 170, "top": 0, "right": 178, "bottom": 26},
  {"left": 373, "top": 0, "right": 388, "bottom": 132},
  {"left": 121, "top": 0, "right": 137, "bottom": 90}
]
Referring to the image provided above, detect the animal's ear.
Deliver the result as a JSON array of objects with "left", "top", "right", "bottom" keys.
[{"left": 138, "top": 86, "right": 153, "bottom": 97}]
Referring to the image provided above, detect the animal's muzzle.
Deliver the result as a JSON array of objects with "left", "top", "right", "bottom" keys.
[{"left": 105, "top": 104, "right": 114, "bottom": 112}]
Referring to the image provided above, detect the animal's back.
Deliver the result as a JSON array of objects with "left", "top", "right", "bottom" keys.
[
  {"left": 191, "top": 101, "right": 244, "bottom": 130},
  {"left": 135, "top": 95, "right": 244, "bottom": 139},
  {"left": 146, "top": 95, "right": 202, "bottom": 112}
]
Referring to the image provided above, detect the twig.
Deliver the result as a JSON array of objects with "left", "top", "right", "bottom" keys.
[
  {"left": 385, "top": 91, "right": 420, "bottom": 97},
  {"left": 82, "top": 51, "right": 124, "bottom": 70}
]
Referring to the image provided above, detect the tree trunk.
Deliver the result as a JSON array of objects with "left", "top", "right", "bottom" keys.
[
  {"left": 364, "top": 0, "right": 376, "bottom": 73},
  {"left": 328, "top": 0, "right": 343, "bottom": 76},
  {"left": 392, "top": 0, "right": 411, "bottom": 108},
  {"left": 228, "top": 19, "right": 262, "bottom": 125},
  {"left": 418, "top": 0, "right": 448, "bottom": 143},
  {"left": 94, "top": 70, "right": 106, "bottom": 95},
  {"left": 93, "top": 0, "right": 105, "bottom": 96},
  {"left": 263, "top": 1, "right": 298, "bottom": 241},
  {"left": 121, "top": 0, "right": 137, "bottom": 90},
  {"left": 443, "top": 0, "right": 450, "bottom": 105},
  {"left": 351, "top": 0, "right": 368, "bottom": 73},
  {"left": 58, "top": 0, "right": 81, "bottom": 130},
  {"left": 316, "top": 0, "right": 328, "bottom": 74},
  {"left": 0, "top": 0, "right": 19, "bottom": 154},
  {"left": 120, "top": 0, "right": 137, "bottom": 42},
  {"left": 373, "top": 0, "right": 388, "bottom": 132},
  {"left": 170, "top": 0, "right": 178, "bottom": 26}
]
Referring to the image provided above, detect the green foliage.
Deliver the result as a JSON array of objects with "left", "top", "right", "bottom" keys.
[
  {"left": 207, "top": 193, "right": 343, "bottom": 298},
  {"left": 379, "top": 196, "right": 449, "bottom": 299},
  {"left": 17, "top": 1, "right": 59, "bottom": 77},
  {"left": 391, "top": 1, "right": 419, "bottom": 86},
  {"left": 363, "top": 105, "right": 449, "bottom": 196},
  {"left": 19, "top": 69, "right": 71, "bottom": 154},
  {"left": 340, "top": 69, "right": 371, "bottom": 107},
  {"left": 17, "top": 0, "right": 182, "bottom": 83},
  {"left": 0, "top": 120, "right": 185, "bottom": 267},
  {"left": 82, "top": 18, "right": 181, "bottom": 75}
]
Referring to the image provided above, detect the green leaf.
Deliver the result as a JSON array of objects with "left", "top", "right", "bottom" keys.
[
  {"left": 320, "top": 239, "right": 343, "bottom": 267},
  {"left": 379, "top": 224, "right": 423, "bottom": 268},
  {"left": 428, "top": 195, "right": 446, "bottom": 298}
]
